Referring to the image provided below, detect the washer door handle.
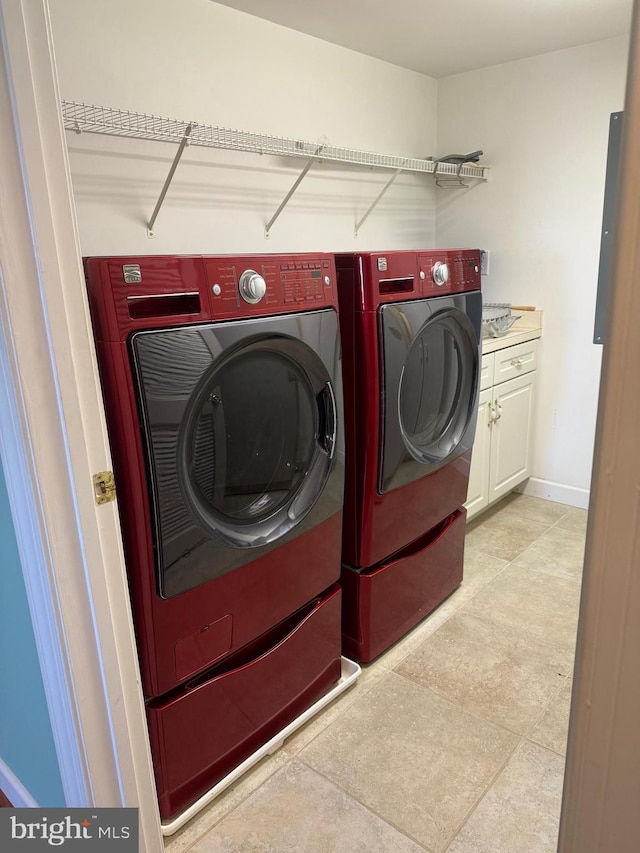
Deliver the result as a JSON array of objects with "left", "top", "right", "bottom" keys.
[{"left": 316, "top": 382, "right": 336, "bottom": 458}]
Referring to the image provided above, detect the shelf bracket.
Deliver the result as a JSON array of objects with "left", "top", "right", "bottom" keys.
[
  {"left": 435, "top": 161, "right": 470, "bottom": 189},
  {"left": 264, "top": 147, "right": 323, "bottom": 238},
  {"left": 354, "top": 168, "right": 403, "bottom": 237},
  {"left": 147, "top": 123, "right": 194, "bottom": 237}
]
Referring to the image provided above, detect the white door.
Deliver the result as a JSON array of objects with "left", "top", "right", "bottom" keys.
[
  {"left": 465, "top": 388, "right": 493, "bottom": 519},
  {"left": 489, "top": 372, "right": 535, "bottom": 502}
]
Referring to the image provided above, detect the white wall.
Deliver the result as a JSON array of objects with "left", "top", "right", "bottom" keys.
[
  {"left": 50, "top": 2, "right": 627, "bottom": 504},
  {"left": 437, "top": 36, "right": 629, "bottom": 506},
  {"left": 49, "top": 0, "right": 438, "bottom": 256}
]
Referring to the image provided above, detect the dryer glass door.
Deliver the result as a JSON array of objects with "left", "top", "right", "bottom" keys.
[
  {"left": 380, "top": 294, "right": 481, "bottom": 493},
  {"left": 131, "top": 310, "right": 342, "bottom": 597}
]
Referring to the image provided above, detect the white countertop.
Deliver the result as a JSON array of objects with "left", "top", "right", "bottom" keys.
[{"left": 481, "top": 309, "right": 543, "bottom": 354}]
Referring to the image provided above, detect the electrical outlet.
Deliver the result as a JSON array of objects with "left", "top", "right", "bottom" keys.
[{"left": 480, "top": 249, "right": 490, "bottom": 276}]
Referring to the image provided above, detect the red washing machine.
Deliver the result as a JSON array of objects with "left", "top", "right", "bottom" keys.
[
  {"left": 336, "top": 250, "right": 482, "bottom": 662},
  {"left": 84, "top": 254, "right": 344, "bottom": 819}
]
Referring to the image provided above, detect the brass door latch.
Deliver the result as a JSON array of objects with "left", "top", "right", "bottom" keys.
[{"left": 93, "top": 471, "right": 116, "bottom": 505}]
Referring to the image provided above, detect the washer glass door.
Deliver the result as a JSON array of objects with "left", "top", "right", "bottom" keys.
[
  {"left": 380, "top": 294, "right": 481, "bottom": 493},
  {"left": 179, "top": 336, "right": 336, "bottom": 548},
  {"left": 131, "top": 310, "right": 341, "bottom": 597}
]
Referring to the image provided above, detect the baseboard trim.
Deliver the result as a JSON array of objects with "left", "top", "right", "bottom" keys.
[
  {"left": 0, "top": 757, "right": 38, "bottom": 807},
  {"left": 516, "top": 478, "right": 590, "bottom": 509}
]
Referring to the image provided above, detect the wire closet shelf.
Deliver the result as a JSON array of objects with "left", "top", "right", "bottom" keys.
[{"left": 61, "top": 100, "right": 489, "bottom": 236}]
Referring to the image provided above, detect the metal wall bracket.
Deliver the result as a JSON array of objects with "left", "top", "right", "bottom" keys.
[
  {"left": 147, "top": 124, "right": 194, "bottom": 237},
  {"left": 60, "top": 101, "right": 490, "bottom": 237},
  {"left": 435, "top": 162, "right": 470, "bottom": 189},
  {"left": 354, "top": 168, "right": 402, "bottom": 237},
  {"left": 264, "top": 147, "right": 323, "bottom": 238}
]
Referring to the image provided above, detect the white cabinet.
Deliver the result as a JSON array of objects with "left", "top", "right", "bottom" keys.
[
  {"left": 465, "top": 388, "right": 493, "bottom": 517},
  {"left": 465, "top": 339, "right": 538, "bottom": 520}
]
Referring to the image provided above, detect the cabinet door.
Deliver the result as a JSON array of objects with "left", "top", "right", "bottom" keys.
[
  {"left": 489, "top": 371, "right": 535, "bottom": 502},
  {"left": 465, "top": 388, "right": 493, "bottom": 520}
]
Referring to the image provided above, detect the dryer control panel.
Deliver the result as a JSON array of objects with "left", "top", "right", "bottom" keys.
[
  {"left": 418, "top": 249, "right": 481, "bottom": 296},
  {"left": 334, "top": 249, "right": 481, "bottom": 313}
]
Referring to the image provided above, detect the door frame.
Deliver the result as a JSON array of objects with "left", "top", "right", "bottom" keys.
[
  {"left": 558, "top": 3, "right": 640, "bottom": 850},
  {"left": 0, "top": 2, "right": 161, "bottom": 849}
]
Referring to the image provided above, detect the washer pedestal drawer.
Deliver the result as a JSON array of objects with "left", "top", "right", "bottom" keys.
[
  {"left": 341, "top": 509, "right": 466, "bottom": 663},
  {"left": 147, "top": 584, "right": 342, "bottom": 820}
]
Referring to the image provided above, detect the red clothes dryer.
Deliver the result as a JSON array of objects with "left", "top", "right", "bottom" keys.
[
  {"left": 336, "top": 250, "right": 482, "bottom": 661},
  {"left": 84, "top": 254, "right": 344, "bottom": 819}
]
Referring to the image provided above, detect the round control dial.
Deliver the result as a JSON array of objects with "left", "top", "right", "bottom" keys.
[
  {"left": 238, "top": 269, "right": 267, "bottom": 304},
  {"left": 432, "top": 261, "right": 450, "bottom": 286}
]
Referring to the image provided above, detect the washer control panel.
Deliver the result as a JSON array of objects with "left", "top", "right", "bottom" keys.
[
  {"left": 280, "top": 260, "right": 332, "bottom": 304},
  {"left": 205, "top": 255, "right": 335, "bottom": 314}
]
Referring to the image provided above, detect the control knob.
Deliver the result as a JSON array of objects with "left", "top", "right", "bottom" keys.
[
  {"left": 238, "top": 269, "right": 267, "bottom": 304},
  {"left": 432, "top": 261, "right": 450, "bottom": 286}
]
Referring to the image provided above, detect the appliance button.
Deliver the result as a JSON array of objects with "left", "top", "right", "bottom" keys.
[
  {"left": 432, "top": 261, "right": 450, "bottom": 286},
  {"left": 324, "top": 276, "right": 331, "bottom": 286},
  {"left": 238, "top": 269, "right": 267, "bottom": 304},
  {"left": 295, "top": 263, "right": 302, "bottom": 270},
  {"left": 211, "top": 284, "right": 222, "bottom": 296},
  {"left": 302, "top": 263, "right": 309, "bottom": 269},
  {"left": 419, "top": 270, "right": 426, "bottom": 280}
]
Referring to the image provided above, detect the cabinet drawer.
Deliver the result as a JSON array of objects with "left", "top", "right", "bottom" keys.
[
  {"left": 479, "top": 353, "right": 494, "bottom": 391},
  {"left": 493, "top": 339, "right": 538, "bottom": 385}
]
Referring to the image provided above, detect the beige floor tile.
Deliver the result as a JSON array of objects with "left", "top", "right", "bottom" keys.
[
  {"left": 165, "top": 496, "right": 582, "bottom": 853},
  {"left": 485, "top": 493, "right": 572, "bottom": 527},
  {"left": 447, "top": 741, "right": 565, "bottom": 853},
  {"left": 373, "top": 548, "right": 510, "bottom": 672},
  {"left": 513, "top": 525, "right": 585, "bottom": 582},
  {"left": 529, "top": 678, "right": 574, "bottom": 756},
  {"left": 461, "top": 565, "right": 581, "bottom": 656},
  {"left": 283, "top": 662, "right": 387, "bottom": 755},
  {"left": 396, "top": 612, "right": 569, "bottom": 735},
  {"left": 163, "top": 751, "right": 291, "bottom": 853},
  {"left": 189, "top": 759, "right": 426, "bottom": 853},
  {"left": 465, "top": 514, "right": 550, "bottom": 561},
  {"left": 553, "top": 507, "right": 589, "bottom": 535},
  {"left": 462, "top": 547, "right": 512, "bottom": 591},
  {"left": 299, "top": 671, "right": 518, "bottom": 853}
]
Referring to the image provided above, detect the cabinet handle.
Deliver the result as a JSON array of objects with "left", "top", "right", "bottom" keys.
[
  {"left": 488, "top": 402, "right": 495, "bottom": 426},
  {"left": 495, "top": 400, "right": 502, "bottom": 420},
  {"left": 510, "top": 357, "right": 524, "bottom": 367}
]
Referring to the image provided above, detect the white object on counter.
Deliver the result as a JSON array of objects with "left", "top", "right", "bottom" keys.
[{"left": 481, "top": 310, "right": 542, "bottom": 354}]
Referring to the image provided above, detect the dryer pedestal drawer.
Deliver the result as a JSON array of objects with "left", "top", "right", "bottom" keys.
[
  {"left": 147, "top": 585, "right": 342, "bottom": 820},
  {"left": 341, "top": 509, "right": 466, "bottom": 663}
]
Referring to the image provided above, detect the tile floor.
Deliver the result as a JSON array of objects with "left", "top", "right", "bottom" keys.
[{"left": 165, "top": 493, "right": 586, "bottom": 853}]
